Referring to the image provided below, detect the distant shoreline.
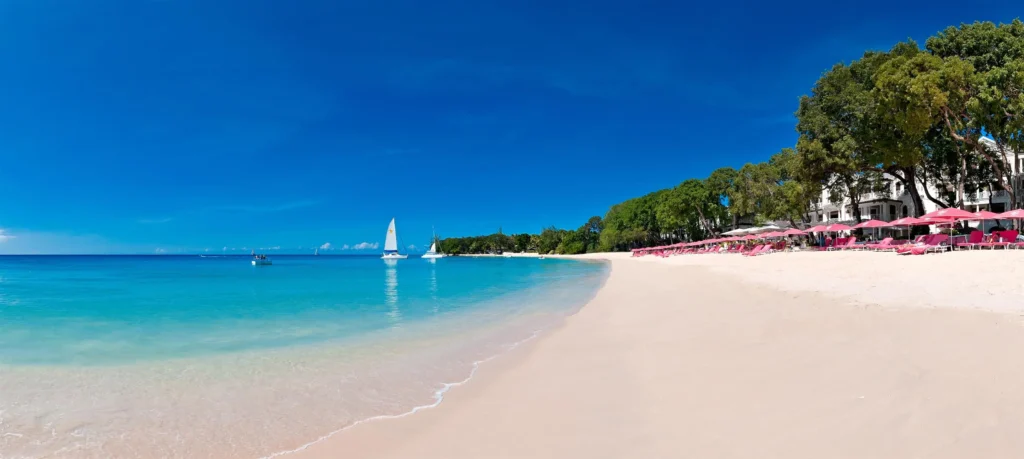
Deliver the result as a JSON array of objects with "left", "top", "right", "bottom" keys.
[{"left": 454, "top": 252, "right": 541, "bottom": 258}]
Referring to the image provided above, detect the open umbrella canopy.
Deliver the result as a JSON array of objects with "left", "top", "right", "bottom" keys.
[
  {"left": 782, "top": 228, "right": 806, "bottom": 236},
  {"left": 761, "top": 231, "right": 784, "bottom": 238},
  {"left": 743, "top": 234, "right": 759, "bottom": 240},
  {"left": 804, "top": 225, "right": 828, "bottom": 233},
  {"left": 852, "top": 219, "right": 890, "bottom": 229},
  {"left": 825, "top": 223, "right": 853, "bottom": 232},
  {"left": 889, "top": 217, "right": 930, "bottom": 226},
  {"left": 997, "top": 209, "right": 1024, "bottom": 219},
  {"left": 971, "top": 210, "right": 1002, "bottom": 220},
  {"left": 922, "top": 208, "right": 975, "bottom": 220}
]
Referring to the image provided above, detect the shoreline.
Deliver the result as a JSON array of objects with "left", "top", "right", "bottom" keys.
[
  {"left": 289, "top": 251, "right": 1024, "bottom": 458},
  {"left": 261, "top": 257, "right": 609, "bottom": 458}
]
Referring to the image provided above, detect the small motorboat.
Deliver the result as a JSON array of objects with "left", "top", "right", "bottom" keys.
[{"left": 251, "top": 254, "right": 272, "bottom": 266}]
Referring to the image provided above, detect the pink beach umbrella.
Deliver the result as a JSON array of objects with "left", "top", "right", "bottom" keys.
[
  {"left": 823, "top": 223, "right": 854, "bottom": 248},
  {"left": 803, "top": 225, "right": 828, "bottom": 233},
  {"left": 971, "top": 210, "right": 1001, "bottom": 219},
  {"left": 996, "top": 209, "right": 1024, "bottom": 220},
  {"left": 888, "top": 217, "right": 932, "bottom": 243},
  {"left": 997, "top": 209, "right": 1024, "bottom": 237},
  {"left": 889, "top": 217, "right": 928, "bottom": 226},
  {"left": 853, "top": 219, "right": 891, "bottom": 242},
  {"left": 922, "top": 208, "right": 975, "bottom": 220},
  {"left": 852, "top": 219, "right": 890, "bottom": 229},
  {"left": 961, "top": 210, "right": 1002, "bottom": 237},
  {"left": 782, "top": 228, "right": 806, "bottom": 236}
]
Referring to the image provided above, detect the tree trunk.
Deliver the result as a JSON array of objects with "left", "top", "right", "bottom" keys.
[
  {"left": 904, "top": 168, "right": 926, "bottom": 217},
  {"left": 918, "top": 171, "right": 950, "bottom": 208},
  {"left": 997, "top": 141, "right": 1018, "bottom": 210},
  {"left": 958, "top": 153, "right": 967, "bottom": 208},
  {"left": 848, "top": 183, "right": 863, "bottom": 223}
]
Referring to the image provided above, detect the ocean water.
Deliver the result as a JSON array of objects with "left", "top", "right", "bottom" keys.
[{"left": 0, "top": 255, "right": 608, "bottom": 458}]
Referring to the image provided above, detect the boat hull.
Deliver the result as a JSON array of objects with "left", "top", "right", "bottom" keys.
[
  {"left": 381, "top": 254, "right": 408, "bottom": 260},
  {"left": 421, "top": 253, "right": 445, "bottom": 259},
  {"left": 251, "top": 260, "right": 272, "bottom": 266}
]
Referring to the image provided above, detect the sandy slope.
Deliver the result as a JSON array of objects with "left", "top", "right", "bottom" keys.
[{"left": 291, "top": 251, "right": 1024, "bottom": 459}]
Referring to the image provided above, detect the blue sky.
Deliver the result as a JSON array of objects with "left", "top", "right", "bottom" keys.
[{"left": 0, "top": 0, "right": 1020, "bottom": 254}]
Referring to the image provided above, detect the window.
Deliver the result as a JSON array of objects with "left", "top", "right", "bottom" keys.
[
  {"left": 902, "top": 206, "right": 909, "bottom": 217},
  {"left": 889, "top": 205, "right": 896, "bottom": 218},
  {"left": 829, "top": 211, "right": 839, "bottom": 220},
  {"left": 992, "top": 202, "right": 1006, "bottom": 213},
  {"left": 895, "top": 182, "right": 903, "bottom": 193}
]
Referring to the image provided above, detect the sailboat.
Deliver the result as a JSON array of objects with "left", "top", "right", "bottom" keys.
[
  {"left": 314, "top": 248, "right": 319, "bottom": 256},
  {"left": 421, "top": 242, "right": 444, "bottom": 259},
  {"left": 381, "top": 218, "right": 408, "bottom": 259},
  {"left": 422, "top": 229, "right": 445, "bottom": 259}
]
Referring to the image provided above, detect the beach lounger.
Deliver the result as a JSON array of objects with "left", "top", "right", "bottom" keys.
[
  {"left": 742, "top": 245, "right": 766, "bottom": 257},
  {"left": 900, "top": 234, "right": 948, "bottom": 255},
  {"left": 864, "top": 238, "right": 893, "bottom": 251},
  {"left": 827, "top": 237, "right": 856, "bottom": 251},
  {"left": 956, "top": 231, "right": 983, "bottom": 250},
  {"left": 976, "top": 231, "right": 1001, "bottom": 250},
  {"left": 994, "top": 230, "right": 1018, "bottom": 249},
  {"left": 839, "top": 237, "right": 861, "bottom": 250},
  {"left": 895, "top": 235, "right": 934, "bottom": 254}
]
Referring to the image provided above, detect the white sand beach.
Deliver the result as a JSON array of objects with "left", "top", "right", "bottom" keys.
[{"left": 291, "top": 250, "right": 1024, "bottom": 458}]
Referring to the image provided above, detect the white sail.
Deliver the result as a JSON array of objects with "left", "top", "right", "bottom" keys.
[
  {"left": 384, "top": 218, "right": 399, "bottom": 252},
  {"left": 427, "top": 242, "right": 437, "bottom": 253}
]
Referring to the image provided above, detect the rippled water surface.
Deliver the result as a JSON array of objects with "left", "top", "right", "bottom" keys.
[{"left": 0, "top": 255, "right": 607, "bottom": 458}]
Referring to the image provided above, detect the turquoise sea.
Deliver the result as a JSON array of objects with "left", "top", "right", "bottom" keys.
[{"left": 0, "top": 255, "right": 607, "bottom": 458}]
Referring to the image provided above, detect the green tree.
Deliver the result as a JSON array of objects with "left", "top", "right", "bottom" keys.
[
  {"left": 537, "top": 227, "right": 565, "bottom": 254},
  {"left": 797, "top": 50, "right": 905, "bottom": 220},
  {"left": 925, "top": 20, "right": 1024, "bottom": 207},
  {"left": 512, "top": 233, "right": 532, "bottom": 253},
  {"left": 706, "top": 167, "right": 738, "bottom": 228}
]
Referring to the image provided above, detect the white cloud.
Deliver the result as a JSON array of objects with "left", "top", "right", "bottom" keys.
[
  {"left": 154, "top": 248, "right": 167, "bottom": 254},
  {"left": 351, "top": 242, "right": 379, "bottom": 250},
  {"left": 0, "top": 229, "right": 13, "bottom": 243},
  {"left": 270, "top": 246, "right": 280, "bottom": 250},
  {"left": 341, "top": 244, "right": 351, "bottom": 250},
  {"left": 407, "top": 244, "right": 418, "bottom": 250},
  {"left": 319, "top": 242, "right": 332, "bottom": 250}
]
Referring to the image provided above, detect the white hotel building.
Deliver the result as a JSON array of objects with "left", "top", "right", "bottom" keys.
[{"left": 805, "top": 138, "right": 1024, "bottom": 224}]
